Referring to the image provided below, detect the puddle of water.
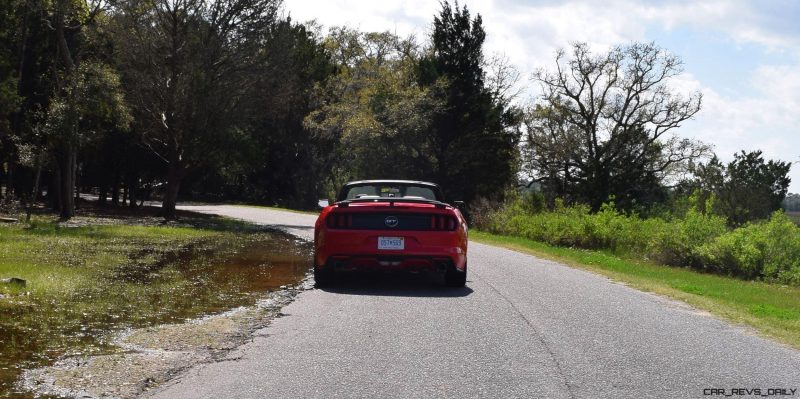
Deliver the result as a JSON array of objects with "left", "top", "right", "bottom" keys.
[
  {"left": 217, "top": 242, "right": 312, "bottom": 293},
  {"left": 0, "top": 232, "right": 311, "bottom": 398}
]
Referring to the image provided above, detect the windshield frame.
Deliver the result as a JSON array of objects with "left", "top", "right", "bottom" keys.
[{"left": 336, "top": 180, "right": 445, "bottom": 203}]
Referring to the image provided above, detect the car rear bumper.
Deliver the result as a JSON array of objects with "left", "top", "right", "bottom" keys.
[
  {"left": 315, "top": 230, "right": 467, "bottom": 271},
  {"left": 324, "top": 255, "right": 459, "bottom": 273}
]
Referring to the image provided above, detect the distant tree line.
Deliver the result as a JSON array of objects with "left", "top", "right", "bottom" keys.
[
  {"left": 0, "top": 0, "right": 792, "bottom": 223},
  {"left": 784, "top": 193, "right": 800, "bottom": 212}
]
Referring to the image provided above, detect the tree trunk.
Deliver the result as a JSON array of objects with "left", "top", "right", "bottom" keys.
[
  {"left": 55, "top": 0, "right": 78, "bottom": 219},
  {"left": 99, "top": 183, "right": 107, "bottom": 205},
  {"left": 26, "top": 151, "right": 44, "bottom": 222},
  {"left": 58, "top": 143, "right": 76, "bottom": 219},
  {"left": 6, "top": 1, "right": 30, "bottom": 202},
  {"left": 128, "top": 175, "right": 138, "bottom": 209},
  {"left": 111, "top": 173, "right": 119, "bottom": 205},
  {"left": 162, "top": 162, "right": 183, "bottom": 219},
  {"left": 74, "top": 162, "right": 80, "bottom": 209},
  {"left": 0, "top": 162, "right": 5, "bottom": 201},
  {"left": 50, "top": 168, "right": 61, "bottom": 211},
  {"left": 6, "top": 160, "right": 14, "bottom": 198}
]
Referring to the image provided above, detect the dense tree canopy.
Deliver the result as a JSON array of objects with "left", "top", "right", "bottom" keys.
[
  {"left": 234, "top": 19, "right": 335, "bottom": 207},
  {"left": 304, "top": 29, "right": 446, "bottom": 198},
  {"left": 112, "top": 0, "right": 282, "bottom": 218},
  {"left": 0, "top": 1, "right": 20, "bottom": 147},
  {"left": 0, "top": 1, "right": 793, "bottom": 225}
]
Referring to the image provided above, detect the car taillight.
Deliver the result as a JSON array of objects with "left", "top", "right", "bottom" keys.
[
  {"left": 326, "top": 213, "right": 352, "bottom": 229},
  {"left": 430, "top": 215, "right": 457, "bottom": 231}
]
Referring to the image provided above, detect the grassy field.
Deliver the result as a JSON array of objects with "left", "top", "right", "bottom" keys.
[
  {"left": 471, "top": 230, "right": 800, "bottom": 349},
  {"left": 0, "top": 206, "right": 310, "bottom": 398}
]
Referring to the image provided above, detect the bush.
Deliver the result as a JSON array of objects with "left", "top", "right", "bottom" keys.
[
  {"left": 478, "top": 194, "right": 800, "bottom": 285},
  {"left": 468, "top": 196, "right": 504, "bottom": 229},
  {"left": 646, "top": 207, "right": 727, "bottom": 267},
  {"left": 0, "top": 194, "right": 21, "bottom": 215},
  {"left": 699, "top": 212, "right": 800, "bottom": 284}
]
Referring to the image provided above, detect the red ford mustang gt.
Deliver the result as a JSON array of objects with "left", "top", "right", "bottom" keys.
[{"left": 313, "top": 180, "right": 468, "bottom": 287}]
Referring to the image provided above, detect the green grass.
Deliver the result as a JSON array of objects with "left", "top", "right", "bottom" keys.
[
  {"left": 471, "top": 230, "right": 800, "bottom": 349},
  {"left": 0, "top": 222, "right": 213, "bottom": 295}
]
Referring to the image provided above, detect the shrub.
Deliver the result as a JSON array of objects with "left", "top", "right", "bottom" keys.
[
  {"left": 479, "top": 193, "right": 800, "bottom": 285},
  {"left": 699, "top": 212, "right": 800, "bottom": 284},
  {"left": 468, "top": 196, "right": 500, "bottom": 229},
  {"left": 646, "top": 208, "right": 727, "bottom": 267}
]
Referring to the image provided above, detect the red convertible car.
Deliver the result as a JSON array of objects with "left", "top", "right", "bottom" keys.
[{"left": 313, "top": 180, "right": 468, "bottom": 287}]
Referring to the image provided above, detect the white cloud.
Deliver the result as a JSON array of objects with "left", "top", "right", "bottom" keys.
[
  {"left": 677, "top": 65, "right": 800, "bottom": 187},
  {"left": 287, "top": 0, "right": 434, "bottom": 36},
  {"left": 752, "top": 64, "right": 800, "bottom": 114}
]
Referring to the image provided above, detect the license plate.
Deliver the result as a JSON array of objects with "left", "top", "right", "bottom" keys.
[{"left": 378, "top": 237, "right": 404, "bottom": 250}]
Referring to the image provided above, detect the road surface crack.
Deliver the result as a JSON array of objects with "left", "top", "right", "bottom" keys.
[{"left": 473, "top": 270, "right": 577, "bottom": 399}]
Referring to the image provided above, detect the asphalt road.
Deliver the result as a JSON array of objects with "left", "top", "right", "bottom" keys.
[{"left": 150, "top": 205, "right": 800, "bottom": 399}]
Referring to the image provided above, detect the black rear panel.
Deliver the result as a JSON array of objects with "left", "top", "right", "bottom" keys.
[
  {"left": 327, "top": 213, "right": 457, "bottom": 231},
  {"left": 352, "top": 213, "right": 430, "bottom": 230}
]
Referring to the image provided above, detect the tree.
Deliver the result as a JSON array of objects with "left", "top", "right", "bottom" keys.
[
  {"left": 0, "top": 0, "right": 22, "bottom": 201},
  {"left": 228, "top": 19, "right": 334, "bottom": 207},
  {"left": 684, "top": 150, "right": 791, "bottom": 225},
  {"left": 528, "top": 42, "right": 709, "bottom": 211},
  {"left": 182, "top": 19, "right": 334, "bottom": 208},
  {"left": 720, "top": 151, "right": 790, "bottom": 224},
  {"left": 113, "top": 0, "right": 282, "bottom": 218},
  {"left": 46, "top": 0, "right": 124, "bottom": 218},
  {"left": 418, "top": 1, "right": 521, "bottom": 203},
  {"left": 304, "top": 28, "right": 445, "bottom": 197},
  {"left": 783, "top": 193, "right": 800, "bottom": 212},
  {"left": 522, "top": 100, "right": 582, "bottom": 204},
  {"left": 2, "top": 0, "right": 61, "bottom": 208},
  {"left": 0, "top": 0, "right": 20, "bottom": 137}
]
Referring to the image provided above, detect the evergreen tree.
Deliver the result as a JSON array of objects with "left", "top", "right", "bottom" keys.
[{"left": 419, "top": 1, "right": 521, "bottom": 203}]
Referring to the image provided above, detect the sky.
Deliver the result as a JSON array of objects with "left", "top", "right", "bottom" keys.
[{"left": 287, "top": 0, "right": 800, "bottom": 192}]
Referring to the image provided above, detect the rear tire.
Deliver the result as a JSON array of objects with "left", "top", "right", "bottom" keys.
[
  {"left": 314, "top": 264, "right": 334, "bottom": 288},
  {"left": 444, "top": 262, "right": 467, "bottom": 287}
]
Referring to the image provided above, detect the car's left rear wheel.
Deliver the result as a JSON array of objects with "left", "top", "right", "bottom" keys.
[{"left": 314, "top": 264, "right": 334, "bottom": 288}]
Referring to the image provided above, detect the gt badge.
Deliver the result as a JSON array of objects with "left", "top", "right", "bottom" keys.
[{"left": 385, "top": 216, "right": 399, "bottom": 228}]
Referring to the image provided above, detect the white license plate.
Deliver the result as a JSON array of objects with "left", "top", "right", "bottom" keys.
[{"left": 378, "top": 237, "right": 404, "bottom": 250}]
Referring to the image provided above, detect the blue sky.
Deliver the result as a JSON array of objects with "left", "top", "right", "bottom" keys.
[{"left": 288, "top": 0, "right": 800, "bottom": 192}]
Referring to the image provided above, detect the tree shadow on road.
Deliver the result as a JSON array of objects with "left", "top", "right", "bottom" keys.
[{"left": 320, "top": 272, "right": 473, "bottom": 297}]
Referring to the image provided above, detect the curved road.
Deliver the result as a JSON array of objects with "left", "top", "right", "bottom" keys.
[{"left": 149, "top": 205, "right": 799, "bottom": 398}]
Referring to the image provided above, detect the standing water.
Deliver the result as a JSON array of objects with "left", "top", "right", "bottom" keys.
[{"left": 0, "top": 231, "right": 312, "bottom": 398}]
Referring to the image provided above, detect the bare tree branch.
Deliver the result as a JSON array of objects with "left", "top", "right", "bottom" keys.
[{"left": 526, "top": 42, "right": 708, "bottom": 210}]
